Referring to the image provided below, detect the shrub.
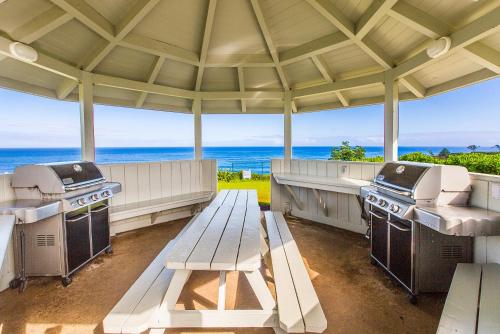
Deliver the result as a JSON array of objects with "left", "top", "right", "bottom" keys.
[
  {"left": 217, "top": 170, "right": 270, "bottom": 182},
  {"left": 330, "top": 141, "right": 366, "bottom": 161}
]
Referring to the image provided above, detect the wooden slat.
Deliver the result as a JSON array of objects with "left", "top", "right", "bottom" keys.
[
  {"left": 274, "top": 212, "right": 327, "bottom": 333},
  {"left": 236, "top": 204, "right": 262, "bottom": 271},
  {"left": 185, "top": 191, "right": 239, "bottom": 270},
  {"left": 265, "top": 211, "right": 305, "bottom": 333},
  {"left": 437, "top": 263, "right": 482, "bottom": 334},
  {"left": 211, "top": 191, "right": 248, "bottom": 270},
  {"left": 103, "top": 241, "right": 174, "bottom": 333},
  {"left": 165, "top": 191, "right": 229, "bottom": 269},
  {"left": 478, "top": 263, "right": 500, "bottom": 334}
]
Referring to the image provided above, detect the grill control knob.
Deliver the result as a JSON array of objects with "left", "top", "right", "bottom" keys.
[
  {"left": 91, "top": 194, "right": 99, "bottom": 201},
  {"left": 378, "top": 199, "right": 388, "bottom": 207},
  {"left": 390, "top": 204, "right": 401, "bottom": 213},
  {"left": 77, "top": 198, "right": 87, "bottom": 206},
  {"left": 101, "top": 191, "right": 110, "bottom": 197},
  {"left": 368, "top": 195, "right": 377, "bottom": 202}
]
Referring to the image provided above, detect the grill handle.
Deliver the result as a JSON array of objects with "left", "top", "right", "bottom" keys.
[
  {"left": 91, "top": 205, "right": 109, "bottom": 213},
  {"left": 369, "top": 210, "right": 386, "bottom": 220},
  {"left": 388, "top": 220, "right": 411, "bottom": 232},
  {"left": 66, "top": 213, "right": 89, "bottom": 223}
]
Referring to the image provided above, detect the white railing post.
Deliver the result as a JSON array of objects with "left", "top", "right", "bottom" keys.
[
  {"left": 284, "top": 91, "right": 292, "bottom": 160},
  {"left": 384, "top": 71, "right": 399, "bottom": 162},
  {"left": 193, "top": 96, "right": 202, "bottom": 160},
  {"left": 79, "top": 71, "right": 95, "bottom": 162}
]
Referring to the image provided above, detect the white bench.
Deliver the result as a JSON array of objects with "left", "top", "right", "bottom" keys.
[
  {"left": 437, "top": 263, "right": 500, "bottom": 334},
  {"left": 103, "top": 214, "right": 196, "bottom": 334},
  {"left": 109, "top": 191, "right": 213, "bottom": 223},
  {"left": 264, "top": 211, "right": 327, "bottom": 333}
]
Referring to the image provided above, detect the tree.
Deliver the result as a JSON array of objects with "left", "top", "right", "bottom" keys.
[
  {"left": 330, "top": 141, "right": 366, "bottom": 161},
  {"left": 494, "top": 144, "right": 500, "bottom": 152},
  {"left": 467, "top": 145, "right": 479, "bottom": 152},
  {"left": 438, "top": 148, "right": 450, "bottom": 159}
]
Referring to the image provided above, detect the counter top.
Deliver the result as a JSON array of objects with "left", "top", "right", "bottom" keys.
[
  {"left": 0, "top": 199, "right": 61, "bottom": 223},
  {"left": 273, "top": 173, "right": 371, "bottom": 195}
]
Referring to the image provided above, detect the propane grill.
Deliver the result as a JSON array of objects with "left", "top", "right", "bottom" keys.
[
  {"left": 360, "top": 162, "right": 500, "bottom": 302},
  {"left": 3, "top": 161, "right": 121, "bottom": 290}
]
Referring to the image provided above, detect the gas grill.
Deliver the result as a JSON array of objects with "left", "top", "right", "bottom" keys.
[
  {"left": 361, "top": 162, "right": 500, "bottom": 303},
  {"left": 4, "top": 161, "right": 121, "bottom": 290}
]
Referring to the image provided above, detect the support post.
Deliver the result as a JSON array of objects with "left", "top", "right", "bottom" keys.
[
  {"left": 79, "top": 71, "right": 95, "bottom": 161},
  {"left": 384, "top": 72, "right": 399, "bottom": 162},
  {"left": 284, "top": 91, "right": 292, "bottom": 160},
  {"left": 193, "top": 97, "right": 202, "bottom": 160}
]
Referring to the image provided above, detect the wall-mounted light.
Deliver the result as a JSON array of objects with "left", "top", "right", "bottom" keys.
[
  {"left": 426, "top": 37, "right": 451, "bottom": 59},
  {"left": 9, "top": 42, "right": 38, "bottom": 62}
]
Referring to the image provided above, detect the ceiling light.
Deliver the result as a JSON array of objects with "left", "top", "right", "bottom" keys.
[
  {"left": 426, "top": 37, "right": 451, "bottom": 59},
  {"left": 9, "top": 42, "right": 38, "bottom": 62}
]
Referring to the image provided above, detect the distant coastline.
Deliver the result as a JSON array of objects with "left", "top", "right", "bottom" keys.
[{"left": 0, "top": 146, "right": 497, "bottom": 174}]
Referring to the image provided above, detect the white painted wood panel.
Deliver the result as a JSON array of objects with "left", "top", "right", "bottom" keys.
[
  {"left": 477, "top": 263, "right": 500, "bottom": 334},
  {"left": 171, "top": 162, "right": 182, "bottom": 196},
  {"left": 137, "top": 164, "right": 151, "bottom": 202},
  {"left": 161, "top": 162, "right": 173, "bottom": 198},
  {"left": 150, "top": 163, "right": 162, "bottom": 200},
  {"left": 237, "top": 201, "right": 261, "bottom": 270}
]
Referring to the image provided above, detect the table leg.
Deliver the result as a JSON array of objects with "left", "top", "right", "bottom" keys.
[
  {"left": 218, "top": 271, "right": 226, "bottom": 310},
  {"left": 244, "top": 270, "right": 276, "bottom": 310},
  {"left": 159, "top": 269, "right": 191, "bottom": 312}
]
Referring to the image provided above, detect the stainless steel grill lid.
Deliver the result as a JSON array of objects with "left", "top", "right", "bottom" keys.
[
  {"left": 12, "top": 161, "right": 105, "bottom": 194},
  {"left": 374, "top": 162, "right": 431, "bottom": 192}
]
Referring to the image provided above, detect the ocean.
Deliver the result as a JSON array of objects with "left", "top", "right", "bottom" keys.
[{"left": 0, "top": 146, "right": 487, "bottom": 174}]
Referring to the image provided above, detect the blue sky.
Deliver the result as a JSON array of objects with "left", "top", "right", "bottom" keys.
[{"left": 0, "top": 78, "right": 498, "bottom": 148}]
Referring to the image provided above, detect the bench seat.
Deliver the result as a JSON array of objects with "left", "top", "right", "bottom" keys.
[
  {"left": 264, "top": 211, "right": 327, "bottom": 333},
  {"left": 109, "top": 191, "right": 213, "bottom": 222},
  {"left": 437, "top": 263, "right": 500, "bottom": 334},
  {"left": 103, "top": 215, "right": 196, "bottom": 334}
]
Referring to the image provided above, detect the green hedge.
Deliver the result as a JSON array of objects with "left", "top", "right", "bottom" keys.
[{"left": 217, "top": 170, "right": 270, "bottom": 182}]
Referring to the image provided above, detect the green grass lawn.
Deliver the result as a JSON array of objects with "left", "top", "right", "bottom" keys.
[{"left": 218, "top": 179, "right": 270, "bottom": 205}]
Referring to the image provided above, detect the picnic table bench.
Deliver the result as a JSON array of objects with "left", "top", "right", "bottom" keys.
[
  {"left": 104, "top": 189, "right": 326, "bottom": 334},
  {"left": 437, "top": 263, "right": 500, "bottom": 334}
]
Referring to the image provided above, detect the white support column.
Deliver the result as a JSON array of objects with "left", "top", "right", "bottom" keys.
[
  {"left": 79, "top": 71, "right": 96, "bottom": 161},
  {"left": 384, "top": 72, "right": 399, "bottom": 162},
  {"left": 284, "top": 91, "right": 292, "bottom": 160},
  {"left": 193, "top": 97, "right": 202, "bottom": 160}
]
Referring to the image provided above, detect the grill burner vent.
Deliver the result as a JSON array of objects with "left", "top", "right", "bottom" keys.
[
  {"left": 36, "top": 234, "right": 55, "bottom": 247},
  {"left": 441, "top": 245, "right": 463, "bottom": 259}
]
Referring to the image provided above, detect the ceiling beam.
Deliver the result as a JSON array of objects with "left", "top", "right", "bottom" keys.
[
  {"left": 305, "top": 0, "right": 393, "bottom": 69},
  {"left": 393, "top": 6, "right": 500, "bottom": 79},
  {"left": 310, "top": 55, "right": 349, "bottom": 106},
  {"left": 356, "top": 0, "right": 399, "bottom": 39},
  {"left": 237, "top": 67, "right": 247, "bottom": 113},
  {"left": 120, "top": 34, "right": 199, "bottom": 65},
  {"left": 0, "top": 35, "right": 81, "bottom": 80},
  {"left": 250, "top": 0, "right": 297, "bottom": 112},
  {"left": 279, "top": 32, "right": 350, "bottom": 66},
  {"left": 56, "top": 0, "right": 160, "bottom": 99},
  {"left": 293, "top": 72, "right": 384, "bottom": 99},
  {"left": 194, "top": 0, "right": 218, "bottom": 91},
  {"left": 462, "top": 42, "right": 500, "bottom": 74},
  {"left": 425, "top": 68, "right": 497, "bottom": 97},
  {"left": 388, "top": 1, "right": 450, "bottom": 39},
  {"left": 50, "top": 0, "right": 114, "bottom": 40},
  {"left": 0, "top": 7, "right": 72, "bottom": 62},
  {"left": 135, "top": 55, "right": 165, "bottom": 107},
  {"left": 399, "top": 76, "right": 425, "bottom": 98},
  {"left": 205, "top": 54, "right": 274, "bottom": 67}
]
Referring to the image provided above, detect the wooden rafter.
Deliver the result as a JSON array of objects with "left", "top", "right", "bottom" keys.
[
  {"left": 462, "top": 42, "right": 500, "bottom": 74},
  {"left": 194, "top": 0, "right": 218, "bottom": 91},
  {"left": 388, "top": 1, "right": 450, "bottom": 39},
  {"left": 237, "top": 67, "right": 247, "bottom": 113},
  {"left": 250, "top": 0, "right": 297, "bottom": 112},
  {"left": 310, "top": 55, "right": 349, "bottom": 106},
  {"left": 0, "top": 7, "right": 72, "bottom": 62},
  {"left": 356, "top": 0, "right": 399, "bottom": 39},
  {"left": 135, "top": 56, "right": 166, "bottom": 107},
  {"left": 55, "top": 0, "right": 160, "bottom": 99}
]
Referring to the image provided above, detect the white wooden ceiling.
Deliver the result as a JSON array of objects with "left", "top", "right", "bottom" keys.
[{"left": 0, "top": 0, "right": 498, "bottom": 114}]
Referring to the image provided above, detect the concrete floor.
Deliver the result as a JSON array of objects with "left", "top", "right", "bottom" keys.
[{"left": 0, "top": 215, "right": 445, "bottom": 334}]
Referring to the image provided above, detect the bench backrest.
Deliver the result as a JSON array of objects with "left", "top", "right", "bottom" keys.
[{"left": 98, "top": 160, "right": 217, "bottom": 207}]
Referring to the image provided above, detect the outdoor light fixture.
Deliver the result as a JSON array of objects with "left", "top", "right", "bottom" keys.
[
  {"left": 9, "top": 42, "right": 38, "bottom": 62},
  {"left": 426, "top": 36, "right": 451, "bottom": 59}
]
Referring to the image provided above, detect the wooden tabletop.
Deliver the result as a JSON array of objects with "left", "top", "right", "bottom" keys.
[
  {"left": 165, "top": 189, "right": 261, "bottom": 271},
  {"left": 273, "top": 173, "right": 371, "bottom": 195}
]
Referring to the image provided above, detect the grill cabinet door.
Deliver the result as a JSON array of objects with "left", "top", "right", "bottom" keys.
[
  {"left": 65, "top": 212, "right": 91, "bottom": 273},
  {"left": 91, "top": 204, "right": 110, "bottom": 255},
  {"left": 389, "top": 219, "right": 412, "bottom": 289},
  {"left": 371, "top": 209, "right": 388, "bottom": 266}
]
